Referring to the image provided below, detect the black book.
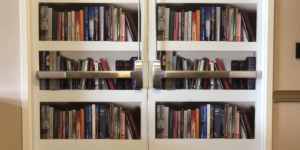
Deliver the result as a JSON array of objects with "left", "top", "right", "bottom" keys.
[
  {"left": 214, "top": 105, "right": 222, "bottom": 138},
  {"left": 130, "top": 57, "right": 138, "bottom": 90},
  {"left": 214, "top": 63, "right": 225, "bottom": 89},
  {"left": 175, "top": 56, "right": 182, "bottom": 89},
  {"left": 161, "top": 51, "right": 166, "bottom": 89},
  {"left": 231, "top": 60, "right": 240, "bottom": 89},
  {"left": 64, "top": 10, "right": 68, "bottom": 41},
  {"left": 220, "top": 107, "right": 224, "bottom": 138},
  {"left": 239, "top": 61, "right": 247, "bottom": 89},
  {"left": 45, "top": 51, "right": 50, "bottom": 90},
  {"left": 39, "top": 51, "right": 46, "bottom": 90},
  {"left": 124, "top": 61, "right": 133, "bottom": 89},
  {"left": 116, "top": 60, "right": 125, "bottom": 89},
  {"left": 105, "top": 9, "right": 110, "bottom": 41},
  {"left": 221, "top": 9, "right": 226, "bottom": 41},
  {"left": 99, "top": 62, "right": 111, "bottom": 89}
]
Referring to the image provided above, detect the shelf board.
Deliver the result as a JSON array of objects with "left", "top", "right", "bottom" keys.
[
  {"left": 35, "top": 41, "right": 143, "bottom": 51},
  {"left": 156, "top": 0, "right": 258, "bottom": 3},
  {"left": 157, "top": 41, "right": 258, "bottom": 51},
  {"left": 37, "top": 139, "right": 147, "bottom": 150},
  {"left": 148, "top": 90, "right": 259, "bottom": 102},
  {"left": 149, "top": 139, "right": 259, "bottom": 150},
  {"left": 35, "top": 0, "right": 143, "bottom": 3},
  {"left": 35, "top": 90, "right": 147, "bottom": 102}
]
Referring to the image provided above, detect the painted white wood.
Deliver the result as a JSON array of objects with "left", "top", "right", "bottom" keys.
[
  {"left": 157, "top": 0, "right": 258, "bottom": 4},
  {"left": 35, "top": 0, "right": 146, "bottom": 4}
]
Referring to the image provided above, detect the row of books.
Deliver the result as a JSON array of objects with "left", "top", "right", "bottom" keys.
[
  {"left": 39, "top": 51, "right": 138, "bottom": 90},
  {"left": 41, "top": 104, "right": 140, "bottom": 139},
  {"left": 40, "top": 5, "right": 138, "bottom": 41},
  {"left": 158, "top": 51, "right": 256, "bottom": 90},
  {"left": 157, "top": 6, "right": 256, "bottom": 42},
  {"left": 156, "top": 104, "right": 254, "bottom": 139}
]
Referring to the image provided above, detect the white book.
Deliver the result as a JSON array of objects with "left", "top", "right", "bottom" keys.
[
  {"left": 216, "top": 7, "right": 221, "bottom": 41},
  {"left": 188, "top": 11, "right": 192, "bottom": 41},
  {"left": 207, "top": 104, "right": 210, "bottom": 138},
  {"left": 92, "top": 104, "right": 96, "bottom": 139},
  {"left": 165, "top": 8, "right": 170, "bottom": 41},
  {"left": 242, "top": 25, "right": 248, "bottom": 42},
  {"left": 69, "top": 110, "right": 72, "bottom": 139},
  {"left": 61, "top": 12, "right": 64, "bottom": 41},
  {"left": 81, "top": 60, "right": 88, "bottom": 89},
  {"left": 62, "top": 111, "right": 65, "bottom": 139},
  {"left": 100, "top": 6, "right": 105, "bottom": 41},
  {"left": 68, "top": 12, "right": 72, "bottom": 41},
  {"left": 49, "top": 107, "right": 54, "bottom": 139},
  {"left": 47, "top": 8, "right": 53, "bottom": 41},
  {"left": 126, "top": 25, "right": 133, "bottom": 42},
  {"left": 164, "top": 107, "right": 169, "bottom": 138},
  {"left": 210, "top": 61, "right": 215, "bottom": 89},
  {"left": 71, "top": 11, "right": 75, "bottom": 41},
  {"left": 184, "top": 12, "right": 188, "bottom": 41},
  {"left": 178, "top": 12, "right": 181, "bottom": 41},
  {"left": 126, "top": 121, "right": 133, "bottom": 139},
  {"left": 94, "top": 62, "right": 99, "bottom": 89},
  {"left": 177, "top": 111, "right": 181, "bottom": 138},
  {"left": 183, "top": 110, "right": 187, "bottom": 138}
]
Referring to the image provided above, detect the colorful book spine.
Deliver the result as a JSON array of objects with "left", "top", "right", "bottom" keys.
[
  {"left": 58, "top": 111, "right": 63, "bottom": 139},
  {"left": 94, "top": 7, "right": 99, "bottom": 41},
  {"left": 196, "top": 10, "right": 200, "bottom": 41},
  {"left": 211, "top": 7, "right": 216, "bottom": 41},
  {"left": 205, "top": 7, "right": 211, "bottom": 41},
  {"left": 113, "top": 8, "right": 118, "bottom": 41},
  {"left": 200, "top": 7, "right": 205, "bottom": 41},
  {"left": 61, "top": 12, "right": 64, "bottom": 41},
  {"left": 207, "top": 104, "right": 210, "bottom": 138},
  {"left": 214, "top": 105, "right": 221, "bottom": 138},
  {"left": 75, "top": 12, "right": 80, "bottom": 41},
  {"left": 174, "top": 12, "right": 178, "bottom": 41},
  {"left": 200, "top": 105, "right": 204, "bottom": 138},
  {"left": 181, "top": 10, "right": 185, "bottom": 41},
  {"left": 57, "top": 12, "right": 62, "bottom": 41},
  {"left": 165, "top": 8, "right": 169, "bottom": 41},
  {"left": 121, "top": 13, "right": 126, "bottom": 41},
  {"left": 237, "top": 13, "right": 242, "bottom": 41},
  {"left": 216, "top": 7, "right": 221, "bottom": 41},
  {"left": 187, "top": 11, "right": 192, "bottom": 41},
  {"left": 53, "top": 110, "right": 58, "bottom": 139},
  {"left": 84, "top": 6, "right": 89, "bottom": 41},
  {"left": 236, "top": 111, "right": 240, "bottom": 139},
  {"left": 169, "top": 109, "right": 174, "bottom": 138},
  {"left": 196, "top": 108, "right": 199, "bottom": 138},
  {"left": 225, "top": 6, "right": 231, "bottom": 41},
  {"left": 192, "top": 12, "right": 197, "bottom": 41},
  {"left": 89, "top": 7, "right": 94, "bottom": 41},
  {"left": 80, "top": 109, "right": 84, "bottom": 139},
  {"left": 71, "top": 11, "right": 75, "bottom": 41},
  {"left": 100, "top": 6, "right": 104, "bottom": 41},
  {"left": 173, "top": 111, "right": 178, "bottom": 138},
  {"left": 80, "top": 10, "right": 84, "bottom": 41},
  {"left": 246, "top": 57, "right": 256, "bottom": 89},
  {"left": 169, "top": 11, "right": 175, "bottom": 41}
]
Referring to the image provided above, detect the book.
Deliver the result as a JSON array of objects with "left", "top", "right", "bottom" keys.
[
  {"left": 125, "top": 10, "right": 138, "bottom": 41},
  {"left": 169, "top": 11, "right": 175, "bottom": 41},
  {"left": 187, "top": 11, "right": 192, "bottom": 41},
  {"left": 57, "top": 12, "right": 62, "bottom": 41},
  {"left": 173, "top": 111, "right": 178, "bottom": 138},
  {"left": 41, "top": 105, "right": 50, "bottom": 139},
  {"left": 94, "top": 7, "right": 99, "bottom": 41},
  {"left": 231, "top": 60, "right": 240, "bottom": 89},
  {"left": 39, "top": 51, "right": 46, "bottom": 90},
  {"left": 246, "top": 57, "right": 256, "bottom": 89},
  {"left": 116, "top": 60, "right": 125, "bottom": 89},
  {"left": 200, "top": 6, "right": 205, "bottom": 41},
  {"left": 99, "top": 58, "right": 114, "bottom": 90},
  {"left": 196, "top": 10, "right": 200, "bottom": 41},
  {"left": 80, "top": 10, "right": 84, "bottom": 41},
  {"left": 191, "top": 12, "right": 196, "bottom": 41},
  {"left": 195, "top": 108, "right": 199, "bottom": 138},
  {"left": 214, "top": 105, "right": 221, "bottom": 138},
  {"left": 89, "top": 7, "right": 94, "bottom": 41},
  {"left": 174, "top": 12, "right": 179, "bottom": 41},
  {"left": 169, "top": 109, "right": 174, "bottom": 138},
  {"left": 157, "top": 105, "right": 164, "bottom": 138},
  {"left": 68, "top": 110, "right": 72, "bottom": 139},
  {"left": 236, "top": 111, "right": 240, "bottom": 139},
  {"left": 64, "top": 10, "right": 68, "bottom": 41},
  {"left": 164, "top": 8, "right": 170, "bottom": 41},
  {"left": 183, "top": 110, "right": 187, "bottom": 138},
  {"left": 126, "top": 109, "right": 140, "bottom": 139},
  {"left": 164, "top": 107, "right": 169, "bottom": 138},
  {"left": 215, "top": 58, "right": 230, "bottom": 89},
  {"left": 62, "top": 12, "right": 65, "bottom": 41},
  {"left": 63, "top": 111, "right": 66, "bottom": 139},
  {"left": 207, "top": 104, "right": 210, "bottom": 138},
  {"left": 210, "top": 105, "right": 214, "bottom": 138},
  {"left": 165, "top": 51, "right": 173, "bottom": 89},
  {"left": 121, "top": 13, "right": 126, "bottom": 41},
  {"left": 84, "top": 6, "right": 89, "bottom": 41},
  {"left": 75, "top": 12, "right": 80, "bottom": 41},
  {"left": 68, "top": 12, "right": 71, "bottom": 41},
  {"left": 215, "top": 7, "right": 221, "bottom": 41},
  {"left": 80, "top": 109, "right": 84, "bottom": 139},
  {"left": 221, "top": 8, "right": 226, "bottom": 41},
  {"left": 124, "top": 61, "right": 132, "bottom": 89},
  {"left": 65, "top": 109, "right": 69, "bottom": 139},
  {"left": 100, "top": 6, "right": 105, "bottom": 41},
  {"left": 205, "top": 7, "right": 211, "bottom": 41},
  {"left": 191, "top": 110, "right": 196, "bottom": 138},
  {"left": 178, "top": 12, "right": 181, "bottom": 41},
  {"left": 113, "top": 8, "right": 118, "bottom": 41},
  {"left": 237, "top": 13, "right": 242, "bottom": 41},
  {"left": 211, "top": 7, "right": 216, "bottom": 41},
  {"left": 72, "top": 110, "right": 76, "bottom": 139},
  {"left": 40, "top": 6, "right": 48, "bottom": 40},
  {"left": 239, "top": 61, "right": 247, "bottom": 89},
  {"left": 177, "top": 110, "right": 181, "bottom": 138},
  {"left": 71, "top": 11, "right": 75, "bottom": 41},
  {"left": 229, "top": 8, "right": 234, "bottom": 41},
  {"left": 241, "top": 11, "right": 256, "bottom": 42},
  {"left": 49, "top": 107, "right": 54, "bottom": 139},
  {"left": 181, "top": 10, "right": 185, "bottom": 41},
  {"left": 241, "top": 109, "right": 254, "bottom": 139},
  {"left": 48, "top": 8, "right": 53, "bottom": 41},
  {"left": 187, "top": 109, "right": 191, "bottom": 138},
  {"left": 184, "top": 12, "right": 188, "bottom": 41},
  {"left": 225, "top": 6, "right": 231, "bottom": 41},
  {"left": 49, "top": 51, "right": 57, "bottom": 90}
]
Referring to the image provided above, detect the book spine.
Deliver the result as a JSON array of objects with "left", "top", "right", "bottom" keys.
[
  {"left": 92, "top": 104, "right": 96, "bottom": 139},
  {"left": 156, "top": 105, "right": 164, "bottom": 138},
  {"left": 233, "top": 107, "right": 236, "bottom": 138},
  {"left": 119, "top": 107, "right": 122, "bottom": 139},
  {"left": 61, "top": 12, "right": 64, "bottom": 41},
  {"left": 215, "top": 58, "right": 230, "bottom": 89},
  {"left": 169, "top": 109, "right": 174, "bottom": 138},
  {"left": 75, "top": 12, "right": 80, "bottom": 41},
  {"left": 174, "top": 12, "right": 178, "bottom": 41},
  {"left": 117, "top": 9, "right": 120, "bottom": 41},
  {"left": 196, "top": 10, "right": 200, "bottom": 41},
  {"left": 64, "top": 10, "right": 68, "bottom": 41},
  {"left": 62, "top": 111, "right": 65, "bottom": 139},
  {"left": 181, "top": 10, "right": 185, "bottom": 41},
  {"left": 106, "top": 108, "right": 110, "bottom": 138},
  {"left": 52, "top": 10, "right": 57, "bottom": 41},
  {"left": 109, "top": 5, "right": 114, "bottom": 41},
  {"left": 203, "top": 105, "right": 207, "bottom": 138},
  {"left": 84, "top": 6, "right": 89, "bottom": 41},
  {"left": 229, "top": 9, "right": 234, "bottom": 41},
  {"left": 184, "top": 12, "right": 188, "bottom": 41},
  {"left": 68, "top": 110, "right": 72, "bottom": 139},
  {"left": 191, "top": 110, "right": 196, "bottom": 138},
  {"left": 173, "top": 111, "right": 178, "bottom": 138},
  {"left": 236, "top": 111, "right": 240, "bottom": 139},
  {"left": 57, "top": 12, "right": 62, "bottom": 41},
  {"left": 80, "top": 10, "right": 84, "bottom": 41},
  {"left": 49, "top": 107, "right": 53, "bottom": 139},
  {"left": 205, "top": 7, "right": 211, "bottom": 41},
  {"left": 89, "top": 7, "right": 94, "bottom": 41},
  {"left": 100, "top": 7, "right": 104, "bottom": 41},
  {"left": 216, "top": 7, "right": 221, "bottom": 41},
  {"left": 122, "top": 112, "right": 125, "bottom": 139},
  {"left": 40, "top": 6, "right": 48, "bottom": 41},
  {"left": 65, "top": 109, "right": 69, "bottom": 139},
  {"left": 207, "top": 104, "right": 210, "bottom": 138},
  {"left": 94, "top": 7, "right": 99, "bottom": 41},
  {"left": 121, "top": 13, "right": 126, "bottom": 41},
  {"left": 246, "top": 57, "right": 256, "bottom": 89},
  {"left": 105, "top": 9, "right": 110, "bottom": 41},
  {"left": 196, "top": 108, "right": 199, "bottom": 138},
  {"left": 228, "top": 107, "right": 233, "bottom": 138},
  {"left": 39, "top": 52, "right": 46, "bottom": 90},
  {"left": 71, "top": 11, "right": 75, "bottom": 41},
  {"left": 80, "top": 109, "right": 84, "bottom": 139},
  {"left": 76, "top": 111, "right": 80, "bottom": 139},
  {"left": 49, "top": 51, "right": 57, "bottom": 90},
  {"left": 180, "top": 109, "right": 184, "bottom": 138},
  {"left": 214, "top": 105, "right": 221, "bottom": 138},
  {"left": 164, "top": 107, "right": 169, "bottom": 138},
  {"left": 96, "top": 106, "right": 99, "bottom": 139},
  {"left": 53, "top": 110, "right": 58, "bottom": 139},
  {"left": 237, "top": 13, "right": 242, "bottom": 42},
  {"left": 110, "top": 104, "right": 114, "bottom": 139},
  {"left": 200, "top": 7, "right": 205, "bottom": 41},
  {"left": 164, "top": 8, "right": 169, "bottom": 41},
  {"left": 191, "top": 12, "right": 196, "bottom": 41},
  {"left": 187, "top": 11, "right": 192, "bottom": 41},
  {"left": 187, "top": 109, "right": 191, "bottom": 138},
  {"left": 68, "top": 12, "right": 72, "bottom": 41},
  {"left": 211, "top": 7, "right": 215, "bottom": 41},
  {"left": 99, "top": 58, "right": 114, "bottom": 89},
  {"left": 242, "top": 11, "right": 256, "bottom": 42},
  {"left": 113, "top": 8, "right": 118, "bottom": 41},
  {"left": 235, "top": 9, "right": 239, "bottom": 41},
  {"left": 210, "top": 105, "right": 214, "bottom": 138},
  {"left": 169, "top": 11, "right": 174, "bottom": 41},
  {"left": 178, "top": 12, "right": 181, "bottom": 41},
  {"left": 177, "top": 111, "right": 181, "bottom": 138},
  {"left": 88, "top": 105, "right": 92, "bottom": 139},
  {"left": 183, "top": 110, "right": 187, "bottom": 138},
  {"left": 72, "top": 110, "right": 76, "bottom": 139},
  {"left": 126, "top": 109, "right": 140, "bottom": 139},
  {"left": 56, "top": 55, "right": 61, "bottom": 90},
  {"left": 241, "top": 109, "right": 254, "bottom": 139},
  {"left": 48, "top": 8, "right": 53, "bottom": 41},
  {"left": 114, "top": 107, "right": 118, "bottom": 139},
  {"left": 221, "top": 9, "right": 226, "bottom": 41}
]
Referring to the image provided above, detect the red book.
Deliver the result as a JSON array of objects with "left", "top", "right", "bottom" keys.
[
  {"left": 191, "top": 110, "right": 196, "bottom": 138},
  {"left": 75, "top": 12, "right": 80, "bottom": 41},
  {"left": 88, "top": 58, "right": 94, "bottom": 90},
  {"left": 58, "top": 111, "right": 63, "bottom": 139},
  {"left": 57, "top": 12, "right": 62, "bottom": 41},
  {"left": 173, "top": 12, "right": 179, "bottom": 41},
  {"left": 215, "top": 58, "right": 230, "bottom": 89},
  {"left": 99, "top": 58, "right": 114, "bottom": 90},
  {"left": 173, "top": 111, "right": 178, "bottom": 138},
  {"left": 76, "top": 111, "right": 81, "bottom": 139},
  {"left": 80, "top": 109, "right": 84, "bottom": 139},
  {"left": 192, "top": 12, "right": 197, "bottom": 41},
  {"left": 203, "top": 58, "right": 210, "bottom": 90}
]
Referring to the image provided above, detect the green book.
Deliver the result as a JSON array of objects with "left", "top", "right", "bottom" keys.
[
  {"left": 168, "top": 109, "right": 174, "bottom": 138},
  {"left": 52, "top": 10, "right": 57, "bottom": 41},
  {"left": 53, "top": 110, "right": 59, "bottom": 139},
  {"left": 229, "top": 8, "right": 234, "bottom": 41},
  {"left": 113, "top": 8, "right": 118, "bottom": 41},
  {"left": 169, "top": 11, "right": 175, "bottom": 41},
  {"left": 228, "top": 106, "right": 232, "bottom": 138},
  {"left": 114, "top": 107, "right": 118, "bottom": 139}
]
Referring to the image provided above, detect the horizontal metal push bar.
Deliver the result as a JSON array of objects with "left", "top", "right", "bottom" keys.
[
  {"left": 37, "top": 60, "right": 143, "bottom": 88},
  {"left": 153, "top": 60, "right": 259, "bottom": 89}
]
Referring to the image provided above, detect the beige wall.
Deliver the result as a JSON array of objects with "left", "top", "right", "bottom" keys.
[
  {"left": 0, "top": 0, "right": 22, "bottom": 150},
  {"left": 273, "top": 0, "right": 300, "bottom": 150}
]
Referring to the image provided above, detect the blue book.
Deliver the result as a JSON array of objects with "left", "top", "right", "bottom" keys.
[
  {"left": 84, "top": 105, "right": 89, "bottom": 139},
  {"left": 210, "top": 105, "right": 214, "bottom": 138},
  {"left": 172, "top": 56, "right": 177, "bottom": 90},
  {"left": 205, "top": 7, "right": 211, "bottom": 41},
  {"left": 56, "top": 55, "right": 61, "bottom": 90},
  {"left": 200, "top": 105, "right": 204, "bottom": 138},
  {"left": 106, "top": 108, "right": 110, "bottom": 138},
  {"left": 89, "top": 6, "right": 94, "bottom": 41},
  {"left": 88, "top": 105, "right": 92, "bottom": 139},
  {"left": 203, "top": 105, "right": 207, "bottom": 138},
  {"left": 83, "top": 6, "right": 89, "bottom": 41},
  {"left": 39, "top": 51, "right": 46, "bottom": 90},
  {"left": 95, "top": 105, "right": 99, "bottom": 138},
  {"left": 200, "top": 6, "right": 206, "bottom": 41},
  {"left": 130, "top": 57, "right": 138, "bottom": 90},
  {"left": 246, "top": 57, "right": 256, "bottom": 89},
  {"left": 214, "top": 105, "right": 221, "bottom": 138},
  {"left": 99, "top": 105, "right": 106, "bottom": 138}
]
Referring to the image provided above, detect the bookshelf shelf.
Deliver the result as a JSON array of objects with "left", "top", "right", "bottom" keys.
[
  {"left": 35, "top": 42, "right": 144, "bottom": 51},
  {"left": 157, "top": 41, "right": 258, "bottom": 51},
  {"left": 35, "top": 0, "right": 144, "bottom": 3},
  {"left": 156, "top": 0, "right": 258, "bottom": 4}
]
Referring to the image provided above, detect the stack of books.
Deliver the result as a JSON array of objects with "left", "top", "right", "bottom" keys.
[
  {"left": 157, "top": 5, "right": 256, "bottom": 42},
  {"left": 158, "top": 51, "right": 256, "bottom": 90},
  {"left": 39, "top": 51, "right": 138, "bottom": 90},
  {"left": 41, "top": 104, "right": 140, "bottom": 139},
  {"left": 156, "top": 104, "right": 254, "bottom": 139},
  {"left": 40, "top": 5, "right": 138, "bottom": 41}
]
